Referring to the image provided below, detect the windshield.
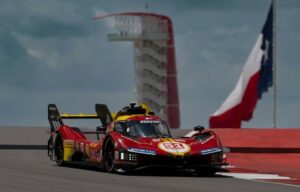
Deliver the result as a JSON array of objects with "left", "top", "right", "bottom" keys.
[{"left": 126, "top": 120, "right": 172, "bottom": 138}]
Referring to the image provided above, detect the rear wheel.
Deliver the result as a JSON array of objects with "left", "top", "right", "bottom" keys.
[
  {"left": 103, "top": 137, "right": 116, "bottom": 172},
  {"left": 54, "top": 134, "right": 64, "bottom": 166},
  {"left": 195, "top": 167, "right": 217, "bottom": 177}
]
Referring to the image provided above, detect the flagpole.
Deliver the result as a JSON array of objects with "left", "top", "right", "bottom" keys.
[{"left": 272, "top": 0, "right": 277, "bottom": 129}]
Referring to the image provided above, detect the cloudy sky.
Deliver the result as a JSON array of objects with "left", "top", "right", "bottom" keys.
[{"left": 1, "top": 0, "right": 299, "bottom": 128}]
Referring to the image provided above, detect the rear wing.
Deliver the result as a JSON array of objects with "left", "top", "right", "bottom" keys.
[
  {"left": 48, "top": 104, "right": 64, "bottom": 133},
  {"left": 60, "top": 113, "right": 99, "bottom": 119},
  {"left": 95, "top": 104, "right": 113, "bottom": 127},
  {"left": 48, "top": 103, "right": 153, "bottom": 132},
  {"left": 47, "top": 103, "right": 113, "bottom": 132}
]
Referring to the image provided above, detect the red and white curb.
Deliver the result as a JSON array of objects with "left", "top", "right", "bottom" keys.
[{"left": 218, "top": 165, "right": 300, "bottom": 187}]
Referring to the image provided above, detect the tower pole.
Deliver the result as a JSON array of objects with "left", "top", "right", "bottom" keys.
[{"left": 272, "top": 0, "right": 277, "bottom": 129}]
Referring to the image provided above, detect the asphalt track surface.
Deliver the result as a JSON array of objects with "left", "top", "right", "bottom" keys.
[{"left": 0, "top": 127, "right": 299, "bottom": 192}]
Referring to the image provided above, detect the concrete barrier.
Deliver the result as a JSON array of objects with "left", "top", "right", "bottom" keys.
[
  {"left": 209, "top": 129, "right": 300, "bottom": 180},
  {"left": 212, "top": 128, "right": 300, "bottom": 153}
]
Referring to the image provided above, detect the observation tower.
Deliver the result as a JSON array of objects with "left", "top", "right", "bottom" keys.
[{"left": 94, "top": 12, "right": 180, "bottom": 128}]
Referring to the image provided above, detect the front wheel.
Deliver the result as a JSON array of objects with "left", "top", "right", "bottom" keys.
[{"left": 103, "top": 137, "right": 116, "bottom": 172}]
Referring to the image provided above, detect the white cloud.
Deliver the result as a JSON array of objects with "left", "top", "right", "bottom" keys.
[
  {"left": 92, "top": 8, "right": 116, "bottom": 30},
  {"left": 214, "top": 25, "right": 250, "bottom": 36},
  {"left": 1, "top": 0, "right": 300, "bottom": 128}
]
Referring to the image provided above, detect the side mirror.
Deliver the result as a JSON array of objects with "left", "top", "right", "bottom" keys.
[{"left": 194, "top": 125, "right": 205, "bottom": 132}]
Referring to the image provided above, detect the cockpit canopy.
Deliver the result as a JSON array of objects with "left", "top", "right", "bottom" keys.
[{"left": 114, "top": 120, "right": 172, "bottom": 138}]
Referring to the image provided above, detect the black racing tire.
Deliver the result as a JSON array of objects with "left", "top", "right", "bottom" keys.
[
  {"left": 103, "top": 137, "right": 116, "bottom": 172},
  {"left": 195, "top": 167, "right": 217, "bottom": 177},
  {"left": 54, "top": 134, "right": 65, "bottom": 166}
]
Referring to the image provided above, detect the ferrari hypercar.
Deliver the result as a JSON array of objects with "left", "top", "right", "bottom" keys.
[{"left": 47, "top": 103, "right": 226, "bottom": 175}]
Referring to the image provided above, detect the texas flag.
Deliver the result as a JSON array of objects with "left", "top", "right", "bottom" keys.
[{"left": 209, "top": 3, "right": 273, "bottom": 128}]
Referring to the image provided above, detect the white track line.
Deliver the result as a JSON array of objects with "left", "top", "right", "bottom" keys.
[
  {"left": 217, "top": 172, "right": 291, "bottom": 180},
  {"left": 186, "top": 131, "right": 300, "bottom": 187},
  {"left": 217, "top": 172, "right": 300, "bottom": 188},
  {"left": 247, "top": 178, "right": 300, "bottom": 188}
]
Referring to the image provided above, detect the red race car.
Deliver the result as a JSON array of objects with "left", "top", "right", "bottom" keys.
[{"left": 47, "top": 103, "right": 226, "bottom": 175}]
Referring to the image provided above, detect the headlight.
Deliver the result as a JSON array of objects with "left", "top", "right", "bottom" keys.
[
  {"left": 119, "top": 151, "right": 138, "bottom": 161},
  {"left": 119, "top": 148, "right": 156, "bottom": 161}
]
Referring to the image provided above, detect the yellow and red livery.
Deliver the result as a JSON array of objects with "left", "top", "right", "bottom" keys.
[{"left": 47, "top": 103, "right": 226, "bottom": 175}]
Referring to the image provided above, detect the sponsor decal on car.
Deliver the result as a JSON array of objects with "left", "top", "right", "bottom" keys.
[
  {"left": 75, "top": 142, "right": 80, "bottom": 151},
  {"left": 140, "top": 120, "right": 160, "bottom": 124},
  {"left": 200, "top": 147, "right": 222, "bottom": 155},
  {"left": 90, "top": 143, "right": 99, "bottom": 148},
  {"left": 158, "top": 140, "right": 190, "bottom": 155},
  {"left": 85, "top": 144, "right": 90, "bottom": 156},
  {"left": 90, "top": 149, "right": 97, "bottom": 161},
  {"left": 127, "top": 148, "right": 156, "bottom": 155},
  {"left": 80, "top": 143, "right": 85, "bottom": 152},
  {"left": 152, "top": 139, "right": 160, "bottom": 142}
]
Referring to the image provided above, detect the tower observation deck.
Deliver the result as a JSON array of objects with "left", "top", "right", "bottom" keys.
[{"left": 94, "top": 12, "right": 180, "bottom": 128}]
